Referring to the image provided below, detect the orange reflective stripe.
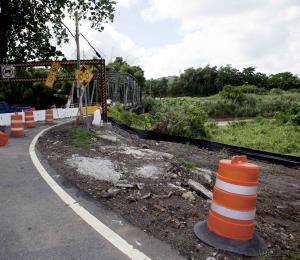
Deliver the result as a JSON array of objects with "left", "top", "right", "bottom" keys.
[{"left": 208, "top": 210, "right": 255, "bottom": 241}]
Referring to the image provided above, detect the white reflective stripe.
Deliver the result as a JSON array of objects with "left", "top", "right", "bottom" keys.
[
  {"left": 25, "top": 116, "right": 34, "bottom": 118},
  {"left": 26, "top": 121, "right": 34, "bottom": 123},
  {"left": 215, "top": 178, "right": 257, "bottom": 195},
  {"left": 211, "top": 202, "right": 255, "bottom": 221},
  {"left": 11, "top": 127, "right": 24, "bottom": 131},
  {"left": 11, "top": 120, "right": 23, "bottom": 123}
]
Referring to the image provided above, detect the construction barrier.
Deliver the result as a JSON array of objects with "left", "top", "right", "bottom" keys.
[
  {"left": 45, "top": 109, "right": 54, "bottom": 124},
  {"left": 0, "top": 131, "right": 8, "bottom": 146},
  {"left": 194, "top": 155, "right": 266, "bottom": 256},
  {"left": 208, "top": 155, "right": 258, "bottom": 240},
  {"left": 0, "top": 108, "right": 79, "bottom": 126},
  {"left": 25, "top": 109, "right": 35, "bottom": 128},
  {"left": 10, "top": 113, "right": 25, "bottom": 137}
]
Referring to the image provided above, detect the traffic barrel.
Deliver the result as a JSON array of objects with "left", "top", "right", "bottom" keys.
[
  {"left": 45, "top": 109, "right": 54, "bottom": 124},
  {"left": 10, "top": 113, "right": 25, "bottom": 137},
  {"left": 194, "top": 155, "right": 266, "bottom": 256},
  {"left": 25, "top": 109, "right": 35, "bottom": 128},
  {"left": 0, "top": 131, "right": 8, "bottom": 146}
]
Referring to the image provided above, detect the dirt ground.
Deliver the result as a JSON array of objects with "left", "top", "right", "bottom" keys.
[{"left": 38, "top": 122, "right": 300, "bottom": 260}]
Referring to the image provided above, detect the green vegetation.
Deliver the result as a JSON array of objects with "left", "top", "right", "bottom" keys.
[
  {"left": 0, "top": 68, "right": 72, "bottom": 109},
  {"left": 0, "top": 0, "right": 116, "bottom": 63},
  {"left": 109, "top": 88, "right": 300, "bottom": 155},
  {"left": 69, "top": 128, "right": 97, "bottom": 150},
  {"left": 108, "top": 101, "right": 209, "bottom": 138},
  {"left": 145, "top": 89, "right": 300, "bottom": 119},
  {"left": 209, "top": 119, "right": 300, "bottom": 156},
  {"left": 145, "top": 66, "right": 300, "bottom": 97}
]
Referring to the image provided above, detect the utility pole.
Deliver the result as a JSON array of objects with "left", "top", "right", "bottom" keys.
[
  {"left": 75, "top": 12, "right": 80, "bottom": 103},
  {"left": 75, "top": 11, "right": 89, "bottom": 129}
]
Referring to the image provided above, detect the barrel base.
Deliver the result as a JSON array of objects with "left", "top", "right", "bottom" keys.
[{"left": 194, "top": 220, "right": 266, "bottom": 256}]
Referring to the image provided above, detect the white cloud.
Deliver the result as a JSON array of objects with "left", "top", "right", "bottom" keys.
[
  {"left": 57, "top": 1, "right": 300, "bottom": 79},
  {"left": 140, "top": 0, "right": 300, "bottom": 78},
  {"left": 59, "top": 17, "right": 145, "bottom": 66},
  {"left": 116, "top": 0, "right": 137, "bottom": 8}
]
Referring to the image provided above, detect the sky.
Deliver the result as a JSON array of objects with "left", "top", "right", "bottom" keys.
[{"left": 61, "top": 0, "right": 300, "bottom": 79}]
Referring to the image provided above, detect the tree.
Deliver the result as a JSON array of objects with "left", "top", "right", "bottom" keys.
[
  {"left": 106, "top": 57, "right": 146, "bottom": 89},
  {"left": 0, "top": 0, "right": 116, "bottom": 63},
  {"left": 215, "top": 65, "right": 243, "bottom": 89},
  {"left": 266, "top": 72, "right": 300, "bottom": 90},
  {"left": 241, "top": 67, "right": 267, "bottom": 87}
]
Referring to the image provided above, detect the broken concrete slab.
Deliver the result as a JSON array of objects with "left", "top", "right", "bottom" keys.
[
  {"left": 115, "top": 183, "right": 135, "bottom": 188},
  {"left": 66, "top": 155, "right": 121, "bottom": 183},
  {"left": 119, "top": 146, "right": 174, "bottom": 160},
  {"left": 167, "top": 183, "right": 186, "bottom": 191},
  {"left": 98, "top": 134, "right": 118, "bottom": 143},
  {"left": 188, "top": 179, "right": 212, "bottom": 199},
  {"left": 191, "top": 167, "right": 214, "bottom": 185},
  {"left": 182, "top": 191, "right": 195, "bottom": 202},
  {"left": 135, "top": 164, "right": 162, "bottom": 179}
]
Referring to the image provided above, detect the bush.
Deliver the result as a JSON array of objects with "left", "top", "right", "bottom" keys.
[
  {"left": 270, "top": 88, "right": 284, "bottom": 95},
  {"left": 152, "top": 106, "right": 209, "bottom": 138},
  {"left": 273, "top": 104, "right": 300, "bottom": 126},
  {"left": 220, "top": 85, "right": 246, "bottom": 103},
  {"left": 239, "top": 85, "right": 266, "bottom": 94}
]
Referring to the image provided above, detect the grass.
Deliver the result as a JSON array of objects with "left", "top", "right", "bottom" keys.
[
  {"left": 69, "top": 128, "right": 97, "bottom": 150},
  {"left": 176, "top": 157, "right": 195, "bottom": 170},
  {"left": 152, "top": 90, "right": 300, "bottom": 118},
  {"left": 209, "top": 119, "right": 300, "bottom": 156}
]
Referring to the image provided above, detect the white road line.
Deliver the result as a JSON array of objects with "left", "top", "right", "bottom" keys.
[{"left": 29, "top": 122, "right": 151, "bottom": 260}]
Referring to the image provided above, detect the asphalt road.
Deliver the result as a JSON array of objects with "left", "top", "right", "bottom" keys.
[{"left": 0, "top": 122, "right": 184, "bottom": 260}]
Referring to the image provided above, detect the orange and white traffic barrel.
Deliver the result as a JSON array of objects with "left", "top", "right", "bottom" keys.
[
  {"left": 10, "top": 113, "right": 25, "bottom": 137},
  {"left": 45, "top": 109, "right": 54, "bottom": 124},
  {"left": 25, "top": 109, "right": 35, "bottom": 128},
  {"left": 194, "top": 155, "right": 266, "bottom": 256},
  {"left": 0, "top": 131, "right": 8, "bottom": 146}
]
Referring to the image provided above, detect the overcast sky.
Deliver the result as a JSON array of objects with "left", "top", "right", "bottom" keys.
[{"left": 61, "top": 0, "right": 300, "bottom": 79}]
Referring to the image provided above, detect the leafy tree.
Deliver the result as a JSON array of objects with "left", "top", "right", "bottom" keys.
[
  {"left": 215, "top": 65, "right": 243, "bottom": 89},
  {"left": 266, "top": 72, "right": 300, "bottom": 90},
  {"left": 0, "top": 0, "right": 116, "bottom": 63},
  {"left": 241, "top": 67, "right": 267, "bottom": 87},
  {"left": 106, "top": 57, "right": 146, "bottom": 89},
  {"left": 145, "top": 78, "right": 168, "bottom": 97}
]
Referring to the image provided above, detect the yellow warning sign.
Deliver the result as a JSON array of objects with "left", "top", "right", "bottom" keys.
[
  {"left": 45, "top": 62, "right": 60, "bottom": 88},
  {"left": 76, "top": 65, "right": 93, "bottom": 87}
]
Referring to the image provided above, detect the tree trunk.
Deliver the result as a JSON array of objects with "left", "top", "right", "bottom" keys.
[{"left": 0, "top": 0, "right": 11, "bottom": 63}]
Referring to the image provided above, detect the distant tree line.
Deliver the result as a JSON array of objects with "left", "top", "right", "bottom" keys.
[
  {"left": 145, "top": 65, "right": 300, "bottom": 97},
  {"left": 1, "top": 59, "right": 299, "bottom": 108}
]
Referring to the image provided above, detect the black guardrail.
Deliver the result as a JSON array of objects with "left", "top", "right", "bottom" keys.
[{"left": 108, "top": 118, "right": 300, "bottom": 168}]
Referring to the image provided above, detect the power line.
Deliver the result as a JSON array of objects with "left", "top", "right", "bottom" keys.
[
  {"left": 80, "top": 33, "right": 106, "bottom": 59},
  {"left": 61, "top": 21, "right": 75, "bottom": 38}
]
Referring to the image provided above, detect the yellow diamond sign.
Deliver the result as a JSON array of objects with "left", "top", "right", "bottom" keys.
[
  {"left": 45, "top": 62, "right": 60, "bottom": 88},
  {"left": 76, "top": 65, "right": 93, "bottom": 87}
]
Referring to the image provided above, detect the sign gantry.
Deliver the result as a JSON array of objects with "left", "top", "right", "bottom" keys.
[{"left": 0, "top": 59, "right": 108, "bottom": 122}]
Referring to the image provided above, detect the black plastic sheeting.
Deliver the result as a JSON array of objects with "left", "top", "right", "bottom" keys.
[{"left": 109, "top": 118, "right": 300, "bottom": 168}]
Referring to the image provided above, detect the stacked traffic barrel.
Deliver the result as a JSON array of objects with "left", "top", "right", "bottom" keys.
[
  {"left": 10, "top": 113, "right": 25, "bottom": 137},
  {"left": 45, "top": 109, "right": 54, "bottom": 124},
  {"left": 25, "top": 109, "right": 35, "bottom": 128},
  {"left": 194, "top": 155, "right": 266, "bottom": 256}
]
